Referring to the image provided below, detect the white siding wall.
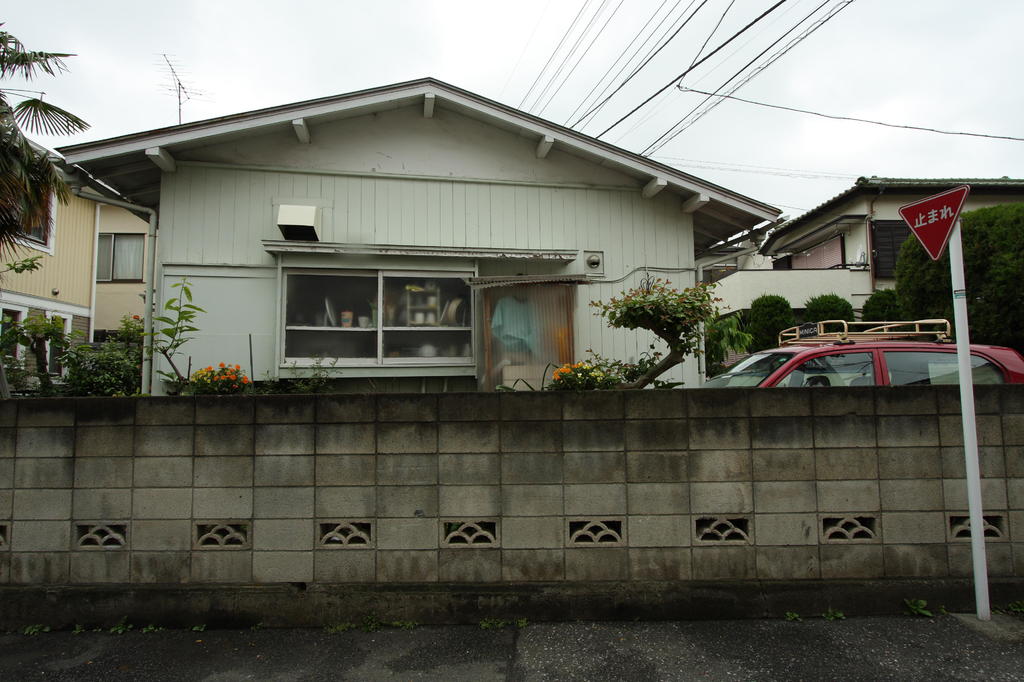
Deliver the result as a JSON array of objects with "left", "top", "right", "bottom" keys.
[{"left": 156, "top": 161, "right": 699, "bottom": 387}]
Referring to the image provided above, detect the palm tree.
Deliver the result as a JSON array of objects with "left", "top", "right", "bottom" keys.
[
  {"left": 0, "top": 27, "right": 88, "bottom": 397},
  {"left": 1, "top": 26, "right": 89, "bottom": 256}
]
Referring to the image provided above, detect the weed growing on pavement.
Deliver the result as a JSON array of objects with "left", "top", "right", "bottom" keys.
[
  {"left": 515, "top": 618, "right": 529, "bottom": 628},
  {"left": 109, "top": 617, "right": 133, "bottom": 635},
  {"left": 361, "top": 615, "right": 383, "bottom": 632},
  {"left": 141, "top": 624, "right": 165, "bottom": 633},
  {"left": 1006, "top": 601, "right": 1024, "bottom": 617},
  {"left": 191, "top": 624, "right": 206, "bottom": 632},
  {"left": 904, "top": 599, "right": 933, "bottom": 617},
  {"left": 22, "top": 624, "right": 50, "bottom": 636},
  {"left": 72, "top": 624, "right": 85, "bottom": 635},
  {"left": 784, "top": 612, "right": 802, "bottom": 622},
  {"left": 250, "top": 622, "right": 263, "bottom": 632},
  {"left": 479, "top": 618, "right": 511, "bottom": 630},
  {"left": 324, "top": 623, "right": 358, "bottom": 634},
  {"left": 822, "top": 608, "right": 845, "bottom": 621},
  {"left": 389, "top": 621, "right": 418, "bottom": 630}
]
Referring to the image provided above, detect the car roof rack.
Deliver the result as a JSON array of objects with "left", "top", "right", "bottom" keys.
[{"left": 778, "top": 319, "right": 953, "bottom": 346}]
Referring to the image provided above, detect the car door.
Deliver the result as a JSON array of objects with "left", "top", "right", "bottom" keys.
[{"left": 768, "top": 349, "right": 878, "bottom": 387}]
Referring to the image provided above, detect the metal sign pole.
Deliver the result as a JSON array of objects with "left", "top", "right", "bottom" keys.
[{"left": 948, "top": 217, "right": 990, "bottom": 621}]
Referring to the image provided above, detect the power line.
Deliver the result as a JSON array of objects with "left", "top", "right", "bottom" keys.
[
  {"left": 499, "top": 0, "right": 555, "bottom": 99},
  {"left": 534, "top": 0, "right": 627, "bottom": 116},
  {"left": 643, "top": 0, "right": 851, "bottom": 154},
  {"left": 612, "top": 0, "right": 816, "bottom": 143},
  {"left": 674, "top": 87, "right": 1024, "bottom": 143},
  {"left": 653, "top": 154, "right": 859, "bottom": 180},
  {"left": 526, "top": 0, "right": 610, "bottom": 112},
  {"left": 687, "top": 0, "right": 737, "bottom": 70},
  {"left": 562, "top": 0, "right": 678, "bottom": 126},
  {"left": 596, "top": 0, "right": 789, "bottom": 138},
  {"left": 570, "top": 0, "right": 709, "bottom": 129},
  {"left": 518, "top": 0, "right": 593, "bottom": 109}
]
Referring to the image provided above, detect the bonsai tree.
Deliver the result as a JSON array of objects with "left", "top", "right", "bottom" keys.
[
  {"left": 860, "top": 288, "right": 904, "bottom": 322},
  {"left": 590, "top": 279, "right": 720, "bottom": 389},
  {"left": 803, "top": 293, "right": 854, "bottom": 322},
  {"left": 746, "top": 294, "right": 795, "bottom": 350}
]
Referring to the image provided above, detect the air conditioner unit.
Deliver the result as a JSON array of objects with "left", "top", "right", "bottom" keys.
[{"left": 277, "top": 204, "right": 320, "bottom": 241}]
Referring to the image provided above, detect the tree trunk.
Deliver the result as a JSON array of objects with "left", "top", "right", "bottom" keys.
[{"left": 617, "top": 350, "right": 683, "bottom": 390}]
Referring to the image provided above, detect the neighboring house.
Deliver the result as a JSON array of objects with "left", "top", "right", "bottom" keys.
[
  {"left": 0, "top": 144, "right": 149, "bottom": 375},
  {"left": 59, "top": 78, "right": 779, "bottom": 393},
  {"left": 712, "top": 177, "right": 1024, "bottom": 315},
  {"left": 92, "top": 203, "right": 149, "bottom": 340}
]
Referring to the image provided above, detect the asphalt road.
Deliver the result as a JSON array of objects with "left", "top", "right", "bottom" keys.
[{"left": 0, "top": 615, "right": 1021, "bottom": 681}]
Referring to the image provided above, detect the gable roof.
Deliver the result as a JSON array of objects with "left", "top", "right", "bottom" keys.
[
  {"left": 58, "top": 78, "right": 779, "bottom": 250},
  {"left": 761, "top": 176, "right": 1024, "bottom": 254}
]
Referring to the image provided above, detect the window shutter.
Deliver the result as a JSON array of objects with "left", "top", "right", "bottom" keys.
[{"left": 872, "top": 220, "right": 910, "bottom": 278}]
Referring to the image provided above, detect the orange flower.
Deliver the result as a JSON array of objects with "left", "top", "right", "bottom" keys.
[
  {"left": 206, "top": 366, "right": 213, "bottom": 371},
  {"left": 234, "top": 364, "right": 241, "bottom": 370},
  {"left": 242, "top": 377, "right": 250, "bottom": 384},
  {"left": 219, "top": 362, "right": 226, "bottom": 368}
]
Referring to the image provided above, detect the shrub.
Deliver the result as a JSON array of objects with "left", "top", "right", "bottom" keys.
[
  {"left": 803, "top": 293, "right": 855, "bottom": 323},
  {"left": 189, "top": 362, "right": 250, "bottom": 394},
  {"left": 860, "top": 289, "right": 904, "bottom": 321},
  {"left": 747, "top": 294, "right": 795, "bottom": 350},
  {"left": 896, "top": 202, "right": 1024, "bottom": 353},
  {"left": 61, "top": 315, "right": 145, "bottom": 396},
  {"left": 62, "top": 344, "right": 142, "bottom": 396},
  {"left": 704, "top": 313, "right": 753, "bottom": 376}
]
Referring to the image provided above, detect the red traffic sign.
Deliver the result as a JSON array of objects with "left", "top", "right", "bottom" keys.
[{"left": 897, "top": 185, "right": 971, "bottom": 260}]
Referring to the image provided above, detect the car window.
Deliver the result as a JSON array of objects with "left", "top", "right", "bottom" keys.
[
  {"left": 703, "top": 352, "right": 794, "bottom": 387},
  {"left": 884, "top": 351, "right": 1004, "bottom": 385},
  {"left": 777, "top": 351, "right": 875, "bottom": 388}
]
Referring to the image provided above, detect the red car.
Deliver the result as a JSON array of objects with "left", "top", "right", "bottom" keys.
[{"left": 704, "top": 320, "right": 1024, "bottom": 388}]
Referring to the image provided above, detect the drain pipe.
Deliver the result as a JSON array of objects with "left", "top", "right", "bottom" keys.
[{"left": 70, "top": 187, "right": 159, "bottom": 394}]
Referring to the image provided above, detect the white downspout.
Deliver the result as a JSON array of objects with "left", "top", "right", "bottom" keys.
[
  {"left": 71, "top": 188, "right": 158, "bottom": 393},
  {"left": 89, "top": 204, "right": 101, "bottom": 342}
]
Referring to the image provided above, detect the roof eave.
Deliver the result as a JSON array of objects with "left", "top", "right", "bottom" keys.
[{"left": 59, "top": 78, "right": 779, "bottom": 224}]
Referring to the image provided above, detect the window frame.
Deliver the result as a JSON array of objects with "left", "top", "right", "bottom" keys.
[
  {"left": 280, "top": 268, "right": 475, "bottom": 369},
  {"left": 96, "top": 233, "right": 145, "bottom": 282},
  {"left": 15, "top": 194, "right": 57, "bottom": 255},
  {"left": 1, "top": 306, "right": 28, "bottom": 359},
  {"left": 44, "top": 311, "right": 72, "bottom": 376},
  {"left": 772, "top": 349, "right": 877, "bottom": 388}
]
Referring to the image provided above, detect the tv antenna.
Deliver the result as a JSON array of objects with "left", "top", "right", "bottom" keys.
[{"left": 159, "top": 54, "right": 204, "bottom": 124}]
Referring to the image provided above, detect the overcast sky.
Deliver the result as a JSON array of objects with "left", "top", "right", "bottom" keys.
[{"left": 5, "top": 0, "right": 1023, "bottom": 217}]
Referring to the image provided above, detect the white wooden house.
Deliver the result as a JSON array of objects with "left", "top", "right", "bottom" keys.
[{"left": 60, "top": 79, "right": 779, "bottom": 392}]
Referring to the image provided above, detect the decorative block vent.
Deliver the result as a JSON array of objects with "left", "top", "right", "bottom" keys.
[
  {"left": 442, "top": 521, "right": 498, "bottom": 547},
  {"left": 319, "top": 521, "right": 373, "bottom": 548},
  {"left": 822, "top": 516, "right": 878, "bottom": 543},
  {"left": 948, "top": 514, "right": 1007, "bottom": 541},
  {"left": 568, "top": 519, "right": 624, "bottom": 545},
  {"left": 0, "top": 523, "right": 8, "bottom": 548},
  {"left": 76, "top": 523, "right": 128, "bottom": 549},
  {"left": 695, "top": 516, "right": 751, "bottom": 544},
  {"left": 195, "top": 522, "right": 250, "bottom": 549}
]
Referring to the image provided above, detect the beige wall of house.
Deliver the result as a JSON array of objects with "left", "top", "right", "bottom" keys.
[
  {"left": 5, "top": 193, "right": 95, "bottom": 309},
  {"left": 94, "top": 204, "right": 149, "bottom": 331}
]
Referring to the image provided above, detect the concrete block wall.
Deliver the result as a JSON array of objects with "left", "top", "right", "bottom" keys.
[{"left": 0, "top": 386, "right": 1022, "bottom": 587}]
